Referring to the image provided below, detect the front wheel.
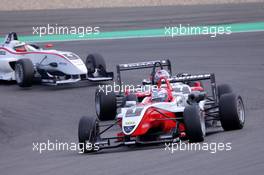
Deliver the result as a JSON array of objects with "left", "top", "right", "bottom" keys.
[
  {"left": 183, "top": 104, "right": 205, "bottom": 142},
  {"left": 219, "top": 93, "right": 245, "bottom": 131},
  {"left": 15, "top": 59, "right": 34, "bottom": 87},
  {"left": 86, "top": 53, "right": 106, "bottom": 74},
  {"left": 78, "top": 116, "right": 100, "bottom": 153}
]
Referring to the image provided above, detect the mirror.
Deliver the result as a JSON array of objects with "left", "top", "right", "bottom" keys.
[{"left": 44, "top": 43, "right": 53, "bottom": 48}]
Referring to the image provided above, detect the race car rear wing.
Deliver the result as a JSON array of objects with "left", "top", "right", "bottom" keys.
[
  {"left": 116, "top": 59, "right": 172, "bottom": 86},
  {"left": 169, "top": 73, "right": 218, "bottom": 103},
  {"left": 169, "top": 73, "right": 213, "bottom": 83},
  {"left": 117, "top": 60, "right": 171, "bottom": 71}
]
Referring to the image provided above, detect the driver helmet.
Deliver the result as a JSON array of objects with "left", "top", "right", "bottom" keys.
[
  {"left": 11, "top": 40, "right": 27, "bottom": 52},
  {"left": 151, "top": 88, "right": 168, "bottom": 102},
  {"left": 154, "top": 69, "right": 170, "bottom": 83}
]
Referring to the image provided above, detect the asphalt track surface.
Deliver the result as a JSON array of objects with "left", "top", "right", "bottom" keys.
[{"left": 0, "top": 3, "right": 264, "bottom": 175}]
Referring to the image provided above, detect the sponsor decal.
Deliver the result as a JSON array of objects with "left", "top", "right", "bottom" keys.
[
  {"left": 126, "top": 107, "right": 144, "bottom": 117},
  {"left": 125, "top": 121, "right": 136, "bottom": 125},
  {"left": 59, "top": 62, "right": 67, "bottom": 66},
  {"left": 120, "top": 60, "right": 167, "bottom": 68},
  {"left": 0, "top": 51, "right": 6, "bottom": 55},
  {"left": 172, "top": 74, "right": 211, "bottom": 81}
]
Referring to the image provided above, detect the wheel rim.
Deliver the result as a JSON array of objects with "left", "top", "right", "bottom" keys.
[
  {"left": 200, "top": 112, "right": 206, "bottom": 136},
  {"left": 95, "top": 94, "right": 100, "bottom": 117},
  {"left": 87, "top": 120, "right": 99, "bottom": 144},
  {"left": 15, "top": 64, "right": 23, "bottom": 83},
  {"left": 98, "top": 65, "right": 106, "bottom": 74},
  {"left": 237, "top": 98, "right": 245, "bottom": 124}
]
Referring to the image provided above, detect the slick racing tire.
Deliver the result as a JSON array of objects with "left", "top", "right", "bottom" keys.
[
  {"left": 95, "top": 88, "right": 117, "bottom": 121},
  {"left": 217, "top": 84, "right": 232, "bottom": 100},
  {"left": 183, "top": 104, "right": 206, "bottom": 142},
  {"left": 86, "top": 53, "right": 106, "bottom": 74},
  {"left": 15, "top": 59, "right": 34, "bottom": 87},
  {"left": 122, "top": 94, "right": 138, "bottom": 107},
  {"left": 219, "top": 93, "right": 245, "bottom": 131},
  {"left": 78, "top": 116, "right": 100, "bottom": 153}
]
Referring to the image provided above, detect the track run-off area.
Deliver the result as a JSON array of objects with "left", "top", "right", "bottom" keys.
[{"left": 0, "top": 3, "right": 264, "bottom": 175}]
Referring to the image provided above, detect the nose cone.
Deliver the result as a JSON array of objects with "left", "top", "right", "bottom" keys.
[
  {"left": 122, "top": 107, "right": 149, "bottom": 136},
  {"left": 122, "top": 114, "right": 141, "bottom": 135}
]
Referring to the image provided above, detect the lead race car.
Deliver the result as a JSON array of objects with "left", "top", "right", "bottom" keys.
[
  {"left": 78, "top": 60, "right": 245, "bottom": 153},
  {"left": 0, "top": 32, "right": 113, "bottom": 87}
]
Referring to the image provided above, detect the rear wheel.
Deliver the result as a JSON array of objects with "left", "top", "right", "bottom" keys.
[
  {"left": 95, "top": 88, "right": 117, "bottom": 121},
  {"left": 78, "top": 116, "right": 99, "bottom": 153},
  {"left": 15, "top": 59, "right": 34, "bottom": 87},
  {"left": 219, "top": 93, "right": 245, "bottom": 131},
  {"left": 183, "top": 104, "right": 205, "bottom": 142},
  {"left": 217, "top": 84, "right": 232, "bottom": 99},
  {"left": 86, "top": 53, "right": 106, "bottom": 74}
]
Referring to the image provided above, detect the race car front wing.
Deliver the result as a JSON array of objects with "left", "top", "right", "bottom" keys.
[{"left": 40, "top": 71, "right": 113, "bottom": 85}]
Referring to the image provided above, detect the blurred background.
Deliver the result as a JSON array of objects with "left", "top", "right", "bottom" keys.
[{"left": 1, "top": 0, "right": 263, "bottom": 11}]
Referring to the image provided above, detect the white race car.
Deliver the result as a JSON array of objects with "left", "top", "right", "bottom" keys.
[{"left": 0, "top": 32, "right": 113, "bottom": 87}]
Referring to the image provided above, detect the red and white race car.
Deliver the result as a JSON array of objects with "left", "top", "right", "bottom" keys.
[
  {"left": 0, "top": 32, "right": 113, "bottom": 87},
  {"left": 78, "top": 60, "right": 245, "bottom": 153}
]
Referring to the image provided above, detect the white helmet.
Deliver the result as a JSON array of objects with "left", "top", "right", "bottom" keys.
[
  {"left": 9, "top": 40, "right": 25, "bottom": 48},
  {"left": 10, "top": 40, "right": 27, "bottom": 52},
  {"left": 154, "top": 69, "right": 170, "bottom": 83}
]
